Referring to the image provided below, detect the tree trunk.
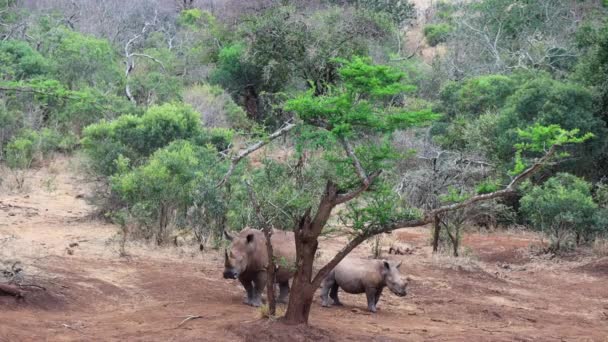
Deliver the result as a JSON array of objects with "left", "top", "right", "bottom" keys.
[
  {"left": 432, "top": 214, "right": 440, "bottom": 253},
  {"left": 445, "top": 225, "right": 459, "bottom": 257},
  {"left": 264, "top": 229, "right": 277, "bottom": 316},
  {"left": 243, "top": 85, "right": 259, "bottom": 121},
  {"left": 283, "top": 219, "right": 318, "bottom": 325}
]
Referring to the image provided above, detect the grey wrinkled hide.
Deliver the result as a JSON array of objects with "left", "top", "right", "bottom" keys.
[
  {"left": 223, "top": 228, "right": 296, "bottom": 307},
  {"left": 320, "top": 258, "right": 408, "bottom": 313}
]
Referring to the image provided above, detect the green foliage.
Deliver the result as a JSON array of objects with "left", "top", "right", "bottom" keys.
[
  {"left": 183, "top": 84, "right": 252, "bottom": 130},
  {"left": 439, "top": 75, "right": 517, "bottom": 119},
  {"left": 572, "top": 23, "right": 608, "bottom": 122},
  {"left": 436, "top": 73, "right": 607, "bottom": 177},
  {"left": 286, "top": 57, "right": 437, "bottom": 139},
  {"left": 3, "top": 128, "right": 76, "bottom": 169},
  {"left": 0, "top": 40, "right": 51, "bottom": 80},
  {"left": 211, "top": 5, "right": 397, "bottom": 123},
  {"left": 284, "top": 57, "right": 437, "bottom": 231},
  {"left": 231, "top": 157, "right": 328, "bottom": 231},
  {"left": 509, "top": 124, "right": 593, "bottom": 176},
  {"left": 82, "top": 103, "right": 226, "bottom": 176},
  {"left": 43, "top": 27, "right": 122, "bottom": 89},
  {"left": 520, "top": 173, "right": 604, "bottom": 249},
  {"left": 423, "top": 23, "right": 451, "bottom": 47},
  {"left": 111, "top": 140, "right": 227, "bottom": 242},
  {"left": 178, "top": 9, "right": 204, "bottom": 27},
  {"left": 439, "top": 186, "right": 470, "bottom": 204},
  {"left": 344, "top": 181, "right": 422, "bottom": 232},
  {"left": 4, "top": 135, "right": 35, "bottom": 170},
  {"left": 595, "top": 183, "right": 608, "bottom": 209},
  {"left": 475, "top": 179, "right": 500, "bottom": 195},
  {"left": 328, "top": 0, "right": 415, "bottom": 25},
  {"left": 495, "top": 77, "right": 605, "bottom": 172},
  {"left": 211, "top": 43, "right": 263, "bottom": 94}
]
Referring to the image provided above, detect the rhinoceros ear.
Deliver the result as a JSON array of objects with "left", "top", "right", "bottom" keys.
[
  {"left": 246, "top": 233, "right": 254, "bottom": 244},
  {"left": 383, "top": 261, "right": 390, "bottom": 270},
  {"left": 395, "top": 261, "right": 402, "bottom": 269},
  {"left": 223, "top": 230, "right": 234, "bottom": 241}
]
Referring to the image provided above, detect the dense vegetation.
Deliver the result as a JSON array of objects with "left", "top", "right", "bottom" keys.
[{"left": 1, "top": 0, "right": 607, "bottom": 324}]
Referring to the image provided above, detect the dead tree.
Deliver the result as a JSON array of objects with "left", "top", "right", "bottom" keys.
[{"left": 124, "top": 11, "right": 166, "bottom": 104}]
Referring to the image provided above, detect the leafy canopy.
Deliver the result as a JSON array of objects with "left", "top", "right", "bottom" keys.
[{"left": 286, "top": 56, "right": 439, "bottom": 138}]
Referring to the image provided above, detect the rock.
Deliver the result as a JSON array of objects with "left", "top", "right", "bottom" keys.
[{"left": 8, "top": 213, "right": 15, "bottom": 217}]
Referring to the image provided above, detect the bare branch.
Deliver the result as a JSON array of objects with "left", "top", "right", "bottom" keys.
[
  {"left": 177, "top": 315, "right": 202, "bottom": 327},
  {"left": 340, "top": 137, "right": 368, "bottom": 185},
  {"left": 334, "top": 170, "right": 382, "bottom": 205},
  {"left": 217, "top": 122, "right": 297, "bottom": 188},
  {"left": 130, "top": 53, "right": 166, "bottom": 71}
]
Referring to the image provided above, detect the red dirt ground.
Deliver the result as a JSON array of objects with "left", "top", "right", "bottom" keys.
[{"left": 1, "top": 157, "right": 607, "bottom": 341}]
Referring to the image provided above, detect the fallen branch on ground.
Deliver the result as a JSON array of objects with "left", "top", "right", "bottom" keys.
[
  {"left": 177, "top": 315, "right": 203, "bottom": 327},
  {"left": 18, "top": 284, "right": 46, "bottom": 291}
]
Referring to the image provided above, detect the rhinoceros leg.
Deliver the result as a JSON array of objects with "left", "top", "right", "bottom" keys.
[
  {"left": 278, "top": 281, "right": 290, "bottom": 304},
  {"left": 329, "top": 283, "right": 342, "bottom": 306},
  {"left": 240, "top": 278, "right": 254, "bottom": 305},
  {"left": 365, "top": 288, "right": 378, "bottom": 313},
  {"left": 250, "top": 271, "right": 266, "bottom": 307},
  {"left": 320, "top": 272, "right": 335, "bottom": 307},
  {"left": 374, "top": 287, "right": 383, "bottom": 307}
]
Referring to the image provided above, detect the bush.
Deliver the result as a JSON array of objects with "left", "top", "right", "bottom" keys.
[
  {"left": 520, "top": 173, "right": 603, "bottom": 250},
  {"left": 4, "top": 136, "right": 35, "bottom": 170},
  {"left": 3, "top": 128, "right": 75, "bottom": 167},
  {"left": 82, "top": 103, "right": 229, "bottom": 176},
  {"left": 424, "top": 24, "right": 451, "bottom": 46},
  {"left": 111, "top": 140, "right": 228, "bottom": 244},
  {"left": 0, "top": 40, "right": 51, "bottom": 80},
  {"left": 183, "top": 84, "right": 251, "bottom": 130}
]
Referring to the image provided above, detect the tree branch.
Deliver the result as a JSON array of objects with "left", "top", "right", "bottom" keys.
[
  {"left": 217, "top": 122, "right": 297, "bottom": 188},
  {"left": 311, "top": 143, "right": 561, "bottom": 285},
  {"left": 340, "top": 137, "right": 368, "bottom": 185},
  {"left": 130, "top": 53, "right": 166, "bottom": 71},
  {"left": 334, "top": 170, "right": 382, "bottom": 205}
]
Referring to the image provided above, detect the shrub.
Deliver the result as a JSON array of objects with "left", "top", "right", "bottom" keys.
[
  {"left": 4, "top": 136, "right": 35, "bottom": 170},
  {"left": 520, "top": 173, "right": 602, "bottom": 250},
  {"left": 0, "top": 40, "right": 51, "bottom": 80},
  {"left": 111, "top": 140, "right": 227, "bottom": 244},
  {"left": 424, "top": 23, "right": 451, "bottom": 47},
  {"left": 82, "top": 103, "right": 229, "bottom": 176},
  {"left": 183, "top": 84, "right": 251, "bottom": 130}
]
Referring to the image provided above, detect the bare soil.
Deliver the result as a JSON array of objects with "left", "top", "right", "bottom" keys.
[{"left": 1, "top": 157, "right": 607, "bottom": 341}]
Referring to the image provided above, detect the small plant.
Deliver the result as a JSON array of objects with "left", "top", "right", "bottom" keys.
[
  {"left": 424, "top": 23, "right": 452, "bottom": 46},
  {"left": 4, "top": 136, "right": 35, "bottom": 189},
  {"left": 41, "top": 175, "right": 57, "bottom": 193}
]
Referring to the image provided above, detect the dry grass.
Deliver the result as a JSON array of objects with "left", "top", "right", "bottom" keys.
[
  {"left": 592, "top": 238, "right": 608, "bottom": 257},
  {"left": 258, "top": 304, "right": 286, "bottom": 320}
]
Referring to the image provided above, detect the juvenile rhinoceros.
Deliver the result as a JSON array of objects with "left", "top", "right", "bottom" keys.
[
  {"left": 320, "top": 258, "right": 408, "bottom": 312},
  {"left": 223, "top": 228, "right": 296, "bottom": 307}
]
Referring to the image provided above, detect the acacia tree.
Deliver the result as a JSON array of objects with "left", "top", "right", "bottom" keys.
[
  {"left": 217, "top": 57, "right": 591, "bottom": 325},
  {"left": 277, "top": 59, "right": 591, "bottom": 324}
]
